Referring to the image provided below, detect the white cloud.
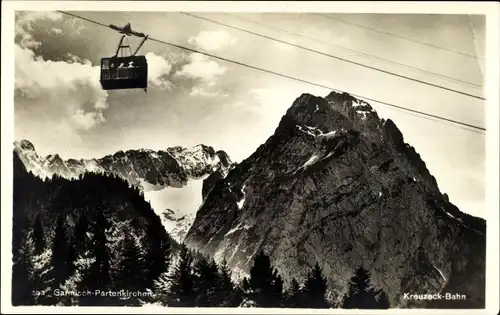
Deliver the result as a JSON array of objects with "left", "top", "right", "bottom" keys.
[
  {"left": 15, "top": 44, "right": 109, "bottom": 131},
  {"left": 146, "top": 52, "right": 173, "bottom": 89},
  {"left": 188, "top": 30, "right": 237, "bottom": 52},
  {"left": 15, "top": 11, "right": 63, "bottom": 49},
  {"left": 65, "top": 52, "right": 90, "bottom": 64},
  {"left": 175, "top": 53, "right": 226, "bottom": 83},
  {"left": 190, "top": 86, "right": 228, "bottom": 98},
  {"left": 71, "top": 109, "right": 106, "bottom": 131},
  {"left": 50, "top": 28, "right": 63, "bottom": 36}
]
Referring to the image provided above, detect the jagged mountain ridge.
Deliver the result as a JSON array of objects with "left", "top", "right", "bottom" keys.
[
  {"left": 184, "top": 92, "right": 486, "bottom": 308},
  {"left": 14, "top": 140, "right": 232, "bottom": 191},
  {"left": 14, "top": 140, "right": 233, "bottom": 242}
]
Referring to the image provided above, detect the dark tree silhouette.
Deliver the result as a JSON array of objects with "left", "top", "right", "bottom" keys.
[
  {"left": 215, "top": 259, "right": 240, "bottom": 306},
  {"left": 115, "top": 230, "right": 145, "bottom": 304},
  {"left": 284, "top": 278, "right": 302, "bottom": 308},
  {"left": 242, "top": 250, "right": 284, "bottom": 307},
  {"left": 73, "top": 215, "right": 89, "bottom": 251},
  {"left": 167, "top": 244, "right": 195, "bottom": 307},
  {"left": 51, "top": 215, "right": 71, "bottom": 288},
  {"left": 302, "top": 263, "right": 330, "bottom": 308},
  {"left": 192, "top": 256, "right": 219, "bottom": 306},
  {"left": 376, "top": 289, "right": 391, "bottom": 309},
  {"left": 90, "top": 208, "right": 112, "bottom": 290},
  {"left": 12, "top": 231, "right": 35, "bottom": 306},
  {"left": 342, "top": 266, "right": 381, "bottom": 309},
  {"left": 33, "top": 214, "right": 45, "bottom": 255},
  {"left": 143, "top": 225, "right": 172, "bottom": 289}
]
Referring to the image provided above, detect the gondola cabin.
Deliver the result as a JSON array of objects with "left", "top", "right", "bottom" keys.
[{"left": 100, "top": 55, "right": 148, "bottom": 90}]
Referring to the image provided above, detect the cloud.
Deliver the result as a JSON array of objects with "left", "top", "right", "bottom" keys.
[
  {"left": 15, "top": 44, "right": 109, "bottom": 131},
  {"left": 190, "top": 86, "right": 228, "bottom": 98},
  {"left": 15, "top": 10, "right": 89, "bottom": 63},
  {"left": 15, "top": 11, "right": 63, "bottom": 49},
  {"left": 50, "top": 28, "right": 63, "bottom": 36},
  {"left": 175, "top": 53, "right": 226, "bottom": 83},
  {"left": 71, "top": 109, "right": 106, "bottom": 130},
  {"left": 145, "top": 52, "right": 173, "bottom": 89},
  {"left": 188, "top": 30, "right": 237, "bottom": 52}
]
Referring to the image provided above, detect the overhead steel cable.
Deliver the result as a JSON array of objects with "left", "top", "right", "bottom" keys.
[
  {"left": 56, "top": 10, "right": 109, "bottom": 28},
  {"left": 180, "top": 12, "right": 485, "bottom": 101},
  {"left": 220, "top": 12, "right": 482, "bottom": 88},
  {"left": 55, "top": 10, "right": 487, "bottom": 133},
  {"left": 316, "top": 13, "right": 482, "bottom": 60}
]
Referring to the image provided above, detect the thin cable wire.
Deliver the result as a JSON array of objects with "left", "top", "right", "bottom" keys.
[
  {"left": 221, "top": 12, "right": 482, "bottom": 88},
  {"left": 56, "top": 10, "right": 486, "bottom": 133},
  {"left": 316, "top": 13, "right": 482, "bottom": 60},
  {"left": 56, "top": 10, "right": 109, "bottom": 27},
  {"left": 180, "top": 12, "right": 485, "bottom": 101}
]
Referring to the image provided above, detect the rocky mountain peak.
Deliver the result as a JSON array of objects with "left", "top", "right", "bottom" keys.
[
  {"left": 13, "top": 139, "right": 232, "bottom": 190},
  {"left": 15, "top": 139, "right": 36, "bottom": 152},
  {"left": 184, "top": 91, "right": 486, "bottom": 308}
]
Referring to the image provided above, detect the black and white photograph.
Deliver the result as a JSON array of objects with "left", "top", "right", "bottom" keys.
[{"left": 1, "top": 1, "right": 499, "bottom": 313}]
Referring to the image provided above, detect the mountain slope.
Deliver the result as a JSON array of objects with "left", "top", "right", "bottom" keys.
[
  {"left": 14, "top": 140, "right": 233, "bottom": 242},
  {"left": 184, "top": 92, "right": 486, "bottom": 308},
  {"left": 12, "top": 151, "right": 175, "bottom": 306}
]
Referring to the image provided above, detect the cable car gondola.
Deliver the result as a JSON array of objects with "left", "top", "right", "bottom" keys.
[{"left": 100, "top": 23, "right": 149, "bottom": 92}]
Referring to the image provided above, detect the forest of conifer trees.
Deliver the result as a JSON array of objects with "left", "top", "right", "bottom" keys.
[{"left": 12, "top": 152, "right": 390, "bottom": 308}]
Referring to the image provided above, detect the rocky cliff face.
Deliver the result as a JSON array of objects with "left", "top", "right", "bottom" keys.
[
  {"left": 184, "top": 92, "right": 486, "bottom": 308},
  {"left": 14, "top": 140, "right": 233, "bottom": 242},
  {"left": 14, "top": 140, "right": 232, "bottom": 191}
]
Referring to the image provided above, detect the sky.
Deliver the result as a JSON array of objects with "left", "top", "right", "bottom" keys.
[{"left": 13, "top": 11, "right": 486, "bottom": 218}]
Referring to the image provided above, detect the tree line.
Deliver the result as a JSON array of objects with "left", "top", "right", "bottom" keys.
[{"left": 148, "top": 246, "right": 390, "bottom": 308}]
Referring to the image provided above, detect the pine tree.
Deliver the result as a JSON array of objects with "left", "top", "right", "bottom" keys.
[
  {"left": 62, "top": 250, "right": 95, "bottom": 306},
  {"left": 74, "top": 215, "right": 89, "bottom": 250},
  {"left": 285, "top": 278, "right": 302, "bottom": 308},
  {"left": 89, "top": 208, "right": 111, "bottom": 291},
  {"left": 143, "top": 226, "right": 171, "bottom": 289},
  {"left": 192, "top": 256, "right": 219, "bottom": 306},
  {"left": 302, "top": 263, "right": 330, "bottom": 308},
  {"left": 151, "top": 269, "right": 171, "bottom": 306},
  {"left": 167, "top": 244, "right": 195, "bottom": 307},
  {"left": 272, "top": 269, "right": 284, "bottom": 304},
  {"left": 115, "top": 230, "right": 144, "bottom": 305},
  {"left": 341, "top": 266, "right": 379, "bottom": 309},
  {"left": 78, "top": 208, "right": 112, "bottom": 305},
  {"left": 31, "top": 248, "right": 56, "bottom": 305},
  {"left": 51, "top": 215, "right": 71, "bottom": 288},
  {"left": 215, "top": 259, "right": 237, "bottom": 306},
  {"left": 33, "top": 214, "right": 46, "bottom": 256},
  {"left": 12, "top": 231, "right": 35, "bottom": 306},
  {"left": 376, "top": 289, "right": 391, "bottom": 309},
  {"left": 242, "top": 250, "right": 284, "bottom": 307}
]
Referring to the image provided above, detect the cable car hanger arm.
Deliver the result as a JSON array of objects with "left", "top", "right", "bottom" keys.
[
  {"left": 109, "top": 23, "right": 148, "bottom": 57},
  {"left": 133, "top": 35, "right": 149, "bottom": 56},
  {"left": 114, "top": 35, "right": 126, "bottom": 57},
  {"left": 109, "top": 23, "right": 147, "bottom": 38}
]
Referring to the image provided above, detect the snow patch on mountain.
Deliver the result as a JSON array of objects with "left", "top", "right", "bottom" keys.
[
  {"left": 302, "top": 154, "right": 320, "bottom": 168},
  {"left": 296, "top": 125, "right": 341, "bottom": 139},
  {"left": 143, "top": 176, "right": 207, "bottom": 242}
]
